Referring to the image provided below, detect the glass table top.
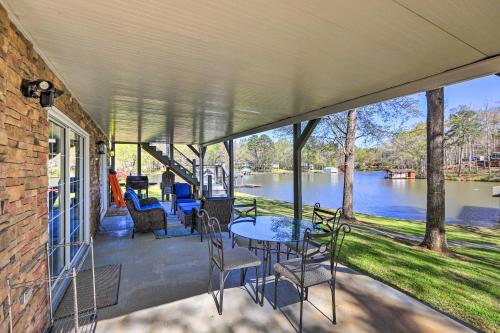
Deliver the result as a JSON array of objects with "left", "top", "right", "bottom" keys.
[{"left": 230, "top": 216, "right": 318, "bottom": 243}]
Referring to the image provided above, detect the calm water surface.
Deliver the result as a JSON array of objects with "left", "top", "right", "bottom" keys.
[{"left": 239, "top": 171, "right": 500, "bottom": 227}]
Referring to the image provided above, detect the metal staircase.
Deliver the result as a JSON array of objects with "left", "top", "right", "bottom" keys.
[{"left": 141, "top": 143, "right": 199, "bottom": 186}]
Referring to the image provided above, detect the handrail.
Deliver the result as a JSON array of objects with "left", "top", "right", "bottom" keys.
[
  {"left": 220, "top": 165, "right": 229, "bottom": 191},
  {"left": 173, "top": 147, "right": 197, "bottom": 178},
  {"left": 141, "top": 143, "right": 199, "bottom": 185},
  {"left": 174, "top": 147, "right": 192, "bottom": 164}
]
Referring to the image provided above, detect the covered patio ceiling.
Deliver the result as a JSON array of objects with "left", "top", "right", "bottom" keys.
[{"left": 4, "top": 0, "right": 500, "bottom": 144}]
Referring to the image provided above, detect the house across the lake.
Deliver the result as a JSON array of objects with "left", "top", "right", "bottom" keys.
[{"left": 386, "top": 169, "right": 416, "bottom": 179}]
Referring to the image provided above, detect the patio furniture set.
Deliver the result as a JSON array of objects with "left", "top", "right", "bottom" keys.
[
  {"left": 200, "top": 201, "right": 350, "bottom": 333},
  {"left": 123, "top": 182, "right": 350, "bottom": 333}
]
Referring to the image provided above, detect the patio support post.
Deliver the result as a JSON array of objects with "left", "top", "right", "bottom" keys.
[
  {"left": 170, "top": 143, "right": 174, "bottom": 166},
  {"left": 199, "top": 146, "right": 207, "bottom": 198},
  {"left": 293, "top": 123, "right": 302, "bottom": 219},
  {"left": 110, "top": 141, "right": 115, "bottom": 171},
  {"left": 137, "top": 143, "right": 141, "bottom": 175},
  {"left": 225, "top": 140, "right": 235, "bottom": 198},
  {"left": 293, "top": 119, "right": 321, "bottom": 219}
]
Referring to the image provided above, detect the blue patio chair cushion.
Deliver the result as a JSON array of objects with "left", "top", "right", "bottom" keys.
[
  {"left": 126, "top": 188, "right": 163, "bottom": 211},
  {"left": 205, "top": 196, "right": 232, "bottom": 201},
  {"left": 141, "top": 203, "right": 163, "bottom": 210},
  {"left": 177, "top": 202, "right": 200, "bottom": 214},
  {"left": 176, "top": 198, "right": 197, "bottom": 204},
  {"left": 126, "top": 188, "right": 142, "bottom": 210},
  {"left": 174, "top": 183, "right": 191, "bottom": 199}
]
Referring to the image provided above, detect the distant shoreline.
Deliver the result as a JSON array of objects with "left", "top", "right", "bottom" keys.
[{"left": 244, "top": 169, "right": 499, "bottom": 182}]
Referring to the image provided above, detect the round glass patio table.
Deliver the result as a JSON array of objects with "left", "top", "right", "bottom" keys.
[
  {"left": 230, "top": 216, "right": 318, "bottom": 305},
  {"left": 230, "top": 216, "right": 317, "bottom": 243}
]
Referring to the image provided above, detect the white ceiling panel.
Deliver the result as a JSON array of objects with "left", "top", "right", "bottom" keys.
[
  {"left": 396, "top": 0, "right": 500, "bottom": 56},
  {"left": 3, "top": 0, "right": 499, "bottom": 143}
]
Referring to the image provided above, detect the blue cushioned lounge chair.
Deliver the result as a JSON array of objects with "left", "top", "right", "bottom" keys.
[
  {"left": 172, "top": 182, "right": 196, "bottom": 213},
  {"left": 124, "top": 188, "right": 167, "bottom": 237}
]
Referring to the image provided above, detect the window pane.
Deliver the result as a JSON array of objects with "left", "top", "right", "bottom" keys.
[
  {"left": 48, "top": 121, "right": 65, "bottom": 278},
  {"left": 69, "top": 130, "right": 84, "bottom": 260}
]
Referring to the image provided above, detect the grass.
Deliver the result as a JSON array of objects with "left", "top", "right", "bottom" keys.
[
  {"left": 234, "top": 192, "right": 500, "bottom": 333},
  {"left": 354, "top": 213, "right": 500, "bottom": 246}
]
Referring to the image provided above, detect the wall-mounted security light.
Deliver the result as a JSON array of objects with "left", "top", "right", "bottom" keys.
[
  {"left": 97, "top": 140, "right": 106, "bottom": 155},
  {"left": 20, "top": 79, "right": 64, "bottom": 108}
]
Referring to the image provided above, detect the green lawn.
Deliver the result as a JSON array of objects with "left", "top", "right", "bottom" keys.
[
  {"left": 354, "top": 213, "right": 500, "bottom": 246},
  {"left": 234, "top": 192, "right": 500, "bottom": 333}
]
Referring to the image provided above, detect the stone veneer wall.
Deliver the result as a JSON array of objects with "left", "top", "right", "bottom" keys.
[{"left": 0, "top": 5, "right": 108, "bottom": 332}]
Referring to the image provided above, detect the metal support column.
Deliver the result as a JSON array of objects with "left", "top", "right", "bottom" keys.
[
  {"left": 137, "top": 143, "right": 142, "bottom": 175},
  {"left": 199, "top": 146, "right": 207, "bottom": 198},
  {"left": 110, "top": 142, "right": 116, "bottom": 206},
  {"left": 110, "top": 142, "right": 116, "bottom": 171},
  {"left": 169, "top": 143, "right": 174, "bottom": 166},
  {"left": 227, "top": 140, "right": 234, "bottom": 198},
  {"left": 292, "top": 119, "right": 321, "bottom": 220},
  {"left": 293, "top": 123, "right": 302, "bottom": 220}
]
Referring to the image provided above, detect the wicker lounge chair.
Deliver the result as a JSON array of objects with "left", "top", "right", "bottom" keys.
[
  {"left": 124, "top": 188, "right": 167, "bottom": 237},
  {"left": 192, "top": 197, "right": 234, "bottom": 242}
]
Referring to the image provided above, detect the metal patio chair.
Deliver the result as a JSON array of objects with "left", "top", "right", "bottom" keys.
[
  {"left": 285, "top": 203, "right": 342, "bottom": 259},
  {"left": 273, "top": 224, "right": 351, "bottom": 333},
  {"left": 230, "top": 198, "right": 258, "bottom": 249},
  {"left": 206, "top": 212, "right": 261, "bottom": 315}
]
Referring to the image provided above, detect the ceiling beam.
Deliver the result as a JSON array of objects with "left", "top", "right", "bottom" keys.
[
  {"left": 297, "top": 119, "right": 321, "bottom": 151},
  {"left": 187, "top": 145, "right": 200, "bottom": 157}
]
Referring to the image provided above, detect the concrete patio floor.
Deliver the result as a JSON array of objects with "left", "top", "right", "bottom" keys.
[{"left": 92, "top": 204, "right": 475, "bottom": 333}]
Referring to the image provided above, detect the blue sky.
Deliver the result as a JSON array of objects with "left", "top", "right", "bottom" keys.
[
  {"left": 244, "top": 74, "right": 500, "bottom": 142},
  {"left": 416, "top": 74, "right": 500, "bottom": 116}
]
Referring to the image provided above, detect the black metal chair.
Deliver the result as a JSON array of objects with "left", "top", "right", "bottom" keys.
[
  {"left": 205, "top": 210, "right": 262, "bottom": 315},
  {"left": 230, "top": 198, "right": 258, "bottom": 249},
  {"left": 285, "top": 203, "right": 342, "bottom": 259},
  {"left": 273, "top": 224, "right": 351, "bottom": 333}
]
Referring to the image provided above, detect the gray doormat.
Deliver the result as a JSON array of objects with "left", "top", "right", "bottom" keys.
[{"left": 54, "top": 264, "right": 121, "bottom": 319}]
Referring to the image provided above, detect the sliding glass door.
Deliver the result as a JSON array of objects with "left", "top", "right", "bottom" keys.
[
  {"left": 48, "top": 121, "right": 66, "bottom": 278},
  {"left": 69, "top": 130, "right": 85, "bottom": 260},
  {"left": 48, "top": 111, "right": 89, "bottom": 293}
]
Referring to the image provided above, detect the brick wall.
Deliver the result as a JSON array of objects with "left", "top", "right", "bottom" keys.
[{"left": 0, "top": 5, "right": 107, "bottom": 332}]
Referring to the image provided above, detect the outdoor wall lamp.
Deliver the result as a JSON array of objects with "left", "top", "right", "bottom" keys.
[
  {"left": 20, "top": 79, "right": 64, "bottom": 108},
  {"left": 97, "top": 140, "right": 106, "bottom": 155}
]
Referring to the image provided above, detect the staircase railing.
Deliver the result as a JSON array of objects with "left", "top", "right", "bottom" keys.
[
  {"left": 173, "top": 147, "right": 197, "bottom": 178},
  {"left": 141, "top": 143, "right": 199, "bottom": 186}
]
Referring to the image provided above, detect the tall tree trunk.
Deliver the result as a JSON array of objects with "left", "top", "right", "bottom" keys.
[
  {"left": 468, "top": 140, "right": 473, "bottom": 175},
  {"left": 421, "top": 88, "right": 448, "bottom": 252},
  {"left": 457, "top": 147, "right": 463, "bottom": 177},
  {"left": 342, "top": 109, "right": 357, "bottom": 220},
  {"left": 487, "top": 134, "right": 491, "bottom": 177}
]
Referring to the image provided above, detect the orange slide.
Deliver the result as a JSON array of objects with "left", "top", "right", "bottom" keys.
[{"left": 109, "top": 172, "right": 126, "bottom": 208}]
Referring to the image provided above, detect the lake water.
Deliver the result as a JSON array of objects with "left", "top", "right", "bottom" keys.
[{"left": 238, "top": 171, "right": 500, "bottom": 227}]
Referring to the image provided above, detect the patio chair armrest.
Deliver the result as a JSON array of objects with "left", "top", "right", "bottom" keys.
[{"left": 130, "top": 207, "right": 166, "bottom": 232}]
